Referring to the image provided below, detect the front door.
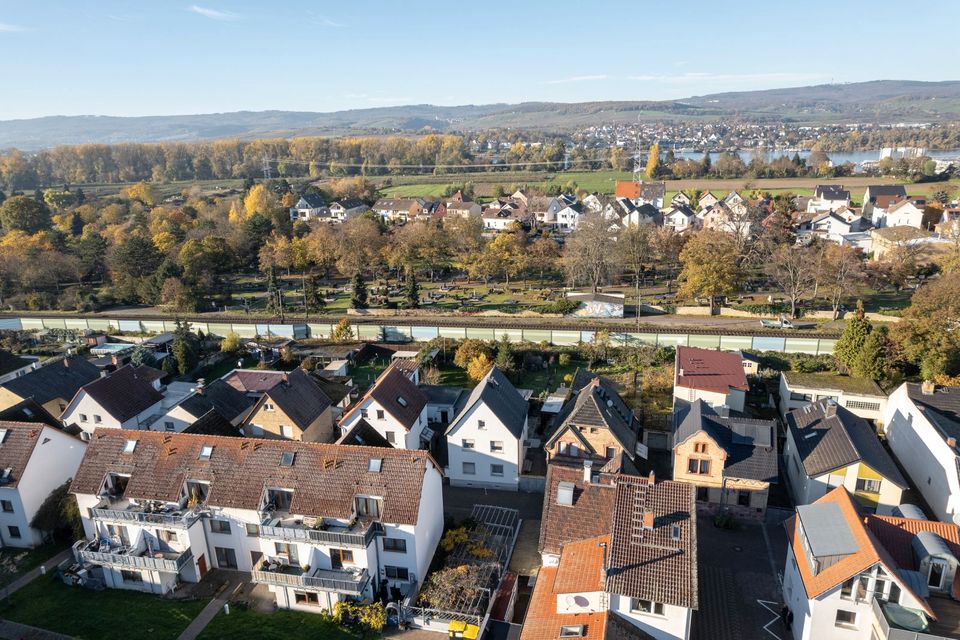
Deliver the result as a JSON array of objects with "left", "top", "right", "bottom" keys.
[
  {"left": 215, "top": 546, "right": 238, "bottom": 569},
  {"left": 197, "top": 554, "right": 207, "bottom": 578}
]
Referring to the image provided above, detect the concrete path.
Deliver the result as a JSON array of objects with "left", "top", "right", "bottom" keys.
[
  {"left": 176, "top": 574, "right": 246, "bottom": 640},
  {"left": 0, "top": 620, "right": 73, "bottom": 640},
  {"left": 1, "top": 549, "right": 71, "bottom": 597}
]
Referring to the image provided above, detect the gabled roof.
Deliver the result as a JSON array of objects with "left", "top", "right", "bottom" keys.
[
  {"left": 814, "top": 184, "right": 850, "bottom": 201},
  {"left": 786, "top": 400, "right": 907, "bottom": 487},
  {"left": 447, "top": 367, "right": 527, "bottom": 439},
  {"left": 183, "top": 410, "right": 241, "bottom": 438},
  {"left": 295, "top": 193, "right": 326, "bottom": 209},
  {"left": 71, "top": 430, "right": 437, "bottom": 525},
  {"left": 336, "top": 418, "right": 394, "bottom": 448},
  {"left": 606, "top": 475, "right": 698, "bottom": 609},
  {"left": 539, "top": 461, "right": 617, "bottom": 556},
  {"left": 674, "top": 400, "right": 778, "bottom": 482},
  {"left": 675, "top": 346, "right": 748, "bottom": 394},
  {"left": 547, "top": 375, "right": 638, "bottom": 460},
  {"left": 866, "top": 185, "right": 908, "bottom": 201},
  {"left": 1, "top": 356, "right": 100, "bottom": 405},
  {"left": 0, "top": 421, "right": 70, "bottom": 488},
  {"left": 902, "top": 383, "right": 960, "bottom": 445},
  {"left": 340, "top": 362, "right": 427, "bottom": 431},
  {"left": 67, "top": 364, "right": 163, "bottom": 423},
  {"left": 220, "top": 369, "right": 287, "bottom": 394},
  {"left": 0, "top": 398, "right": 63, "bottom": 429},
  {"left": 178, "top": 379, "right": 255, "bottom": 423},
  {"left": 0, "top": 350, "right": 33, "bottom": 377},
  {"left": 254, "top": 368, "right": 331, "bottom": 431}
]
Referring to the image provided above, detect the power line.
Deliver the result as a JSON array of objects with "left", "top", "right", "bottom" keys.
[{"left": 257, "top": 155, "right": 612, "bottom": 171}]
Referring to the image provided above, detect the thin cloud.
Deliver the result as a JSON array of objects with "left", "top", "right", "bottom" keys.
[
  {"left": 543, "top": 74, "right": 608, "bottom": 85},
  {"left": 628, "top": 72, "right": 827, "bottom": 84},
  {"left": 187, "top": 5, "right": 240, "bottom": 21},
  {"left": 0, "top": 22, "right": 27, "bottom": 32}
]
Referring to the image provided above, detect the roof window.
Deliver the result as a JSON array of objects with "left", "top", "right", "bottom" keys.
[
  {"left": 368, "top": 458, "right": 383, "bottom": 473},
  {"left": 199, "top": 445, "right": 214, "bottom": 460},
  {"left": 123, "top": 439, "right": 137, "bottom": 454},
  {"left": 280, "top": 452, "right": 295, "bottom": 467}
]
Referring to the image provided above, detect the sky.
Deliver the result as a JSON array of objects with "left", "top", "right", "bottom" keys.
[{"left": 0, "top": 0, "right": 958, "bottom": 120}]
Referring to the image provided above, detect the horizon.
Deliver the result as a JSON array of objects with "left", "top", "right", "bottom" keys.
[{"left": 2, "top": 0, "right": 959, "bottom": 120}]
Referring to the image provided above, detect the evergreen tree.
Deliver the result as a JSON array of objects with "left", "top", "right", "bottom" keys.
[
  {"left": 351, "top": 272, "right": 368, "bottom": 309},
  {"left": 700, "top": 152, "right": 712, "bottom": 175},
  {"left": 835, "top": 301, "right": 872, "bottom": 371},
  {"left": 75, "top": 187, "right": 85, "bottom": 204},
  {"left": 162, "top": 354, "right": 178, "bottom": 375},
  {"left": 0, "top": 189, "right": 6, "bottom": 205},
  {"left": 494, "top": 334, "right": 514, "bottom": 373},
  {"left": 129, "top": 345, "right": 157, "bottom": 368},
  {"left": 303, "top": 276, "right": 322, "bottom": 314},
  {"left": 404, "top": 268, "right": 420, "bottom": 308},
  {"left": 851, "top": 325, "right": 890, "bottom": 381},
  {"left": 70, "top": 211, "right": 84, "bottom": 236},
  {"left": 172, "top": 320, "right": 199, "bottom": 375}
]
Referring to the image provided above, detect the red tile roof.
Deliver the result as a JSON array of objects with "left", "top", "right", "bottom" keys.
[
  {"left": 340, "top": 362, "right": 427, "bottom": 431},
  {"left": 221, "top": 369, "right": 287, "bottom": 394},
  {"left": 675, "top": 346, "right": 748, "bottom": 394},
  {"left": 539, "top": 461, "right": 617, "bottom": 556}
]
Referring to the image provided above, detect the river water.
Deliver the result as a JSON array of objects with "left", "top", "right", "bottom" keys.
[{"left": 670, "top": 149, "right": 960, "bottom": 165}]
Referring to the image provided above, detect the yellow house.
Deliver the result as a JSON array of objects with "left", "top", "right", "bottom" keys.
[
  {"left": 241, "top": 369, "right": 335, "bottom": 442},
  {"left": 0, "top": 356, "right": 101, "bottom": 417},
  {"left": 784, "top": 399, "right": 907, "bottom": 514}
]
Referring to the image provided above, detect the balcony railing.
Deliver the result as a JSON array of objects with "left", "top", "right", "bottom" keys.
[
  {"left": 252, "top": 564, "right": 370, "bottom": 595},
  {"left": 871, "top": 596, "right": 954, "bottom": 640},
  {"left": 74, "top": 539, "right": 193, "bottom": 573},
  {"left": 90, "top": 505, "right": 203, "bottom": 529},
  {"left": 257, "top": 519, "right": 383, "bottom": 548}
]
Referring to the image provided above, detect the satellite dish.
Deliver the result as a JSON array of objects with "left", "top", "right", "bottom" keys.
[
  {"left": 565, "top": 595, "right": 577, "bottom": 610},
  {"left": 952, "top": 512, "right": 960, "bottom": 528}
]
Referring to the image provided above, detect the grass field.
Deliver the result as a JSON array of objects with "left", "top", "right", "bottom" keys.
[
  {"left": 0, "top": 576, "right": 209, "bottom": 640},
  {"left": 0, "top": 543, "right": 68, "bottom": 588},
  {"left": 197, "top": 608, "right": 362, "bottom": 640}
]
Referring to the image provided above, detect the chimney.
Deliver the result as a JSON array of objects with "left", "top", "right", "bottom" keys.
[
  {"left": 583, "top": 460, "right": 593, "bottom": 483},
  {"left": 648, "top": 470, "right": 656, "bottom": 483},
  {"left": 642, "top": 511, "right": 655, "bottom": 530},
  {"left": 824, "top": 400, "right": 837, "bottom": 417},
  {"left": 599, "top": 541, "right": 608, "bottom": 582},
  {"left": 921, "top": 380, "right": 936, "bottom": 396},
  {"left": 947, "top": 437, "right": 958, "bottom": 449},
  {"left": 111, "top": 354, "right": 119, "bottom": 367},
  {"left": 196, "top": 378, "right": 206, "bottom": 395}
]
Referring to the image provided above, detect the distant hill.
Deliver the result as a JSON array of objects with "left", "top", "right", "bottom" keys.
[{"left": 2, "top": 80, "right": 960, "bottom": 150}]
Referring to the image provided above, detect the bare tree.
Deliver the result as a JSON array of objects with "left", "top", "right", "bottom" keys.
[
  {"left": 616, "top": 223, "right": 654, "bottom": 329},
  {"left": 768, "top": 244, "right": 820, "bottom": 318},
  {"left": 562, "top": 213, "right": 618, "bottom": 292},
  {"left": 820, "top": 244, "right": 866, "bottom": 319}
]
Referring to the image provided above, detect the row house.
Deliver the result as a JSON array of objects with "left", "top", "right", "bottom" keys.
[
  {"left": 69, "top": 430, "right": 443, "bottom": 612},
  {"left": 784, "top": 399, "right": 907, "bottom": 514},
  {"left": 372, "top": 198, "right": 426, "bottom": 223},
  {"left": 673, "top": 346, "right": 749, "bottom": 415},
  {"left": 338, "top": 363, "right": 429, "bottom": 450},
  {"left": 783, "top": 486, "right": 960, "bottom": 640},
  {"left": 0, "top": 350, "right": 38, "bottom": 385},
  {"left": 779, "top": 371, "right": 887, "bottom": 422},
  {"left": 532, "top": 461, "right": 698, "bottom": 640},
  {"left": 0, "top": 355, "right": 100, "bottom": 417},
  {"left": 60, "top": 365, "right": 165, "bottom": 436},
  {"left": 445, "top": 367, "right": 528, "bottom": 490},
  {"left": 0, "top": 419, "right": 87, "bottom": 548}
]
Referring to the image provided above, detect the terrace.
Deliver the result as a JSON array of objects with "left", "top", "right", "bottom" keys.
[
  {"left": 74, "top": 536, "right": 193, "bottom": 573},
  {"left": 90, "top": 498, "right": 205, "bottom": 529},
  {"left": 258, "top": 514, "right": 384, "bottom": 548},
  {"left": 251, "top": 559, "right": 370, "bottom": 595},
  {"left": 872, "top": 596, "right": 960, "bottom": 640}
]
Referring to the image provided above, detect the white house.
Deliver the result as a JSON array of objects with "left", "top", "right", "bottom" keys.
[
  {"left": 0, "top": 421, "right": 87, "bottom": 548},
  {"left": 420, "top": 385, "right": 466, "bottom": 426},
  {"left": 877, "top": 198, "right": 927, "bottom": 229},
  {"left": 288, "top": 194, "right": 329, "bottom": 222},
  {"left": 810, "top": 209, "right": 867, "bottom": 242},
  {"left": 779, "top": 372, "right": 887, "bottom": 422},
  {"left": 70, "top": 430, "right": 443, "bottom": 610},
  {"left": 0, "top": 351, "right": 39, "bottom": 385},
  {"left": 673, "top": 346, "right": 749, "bottom": 414},
  {"left": 883, "top": 382, "right": 960, "bottom": 523},
  {"left": 481, "top": 207, "right": 523, "bottom": 232},
  {"left": 554, "top": 202, "right": 586, "bottom": 232},
  {"left": 328, "top": 198, "right": 367, "bottom": 222},
  {"left": 782, "top": 486, "right": 960, "bottom": 640},
  {"left": 445, "top": 367, "right": 528, "bottom": 490},
  {"left": 663, "top": 204, "right": 698, "bottom": 233},
  {"left": 783, "top": 400, "right": 907, "bottom": 514},
  {"left": 862, "top": 185, "right": 907, "bottom": 222},
  {"left": 806, "top": 185, "right": 851, "bottom": 213},
  {"left": 338, "top": 363, "right": 429, "bottom": 450},
  {"left": 60, "top": 365, "right": 165, "bottom": 436}
]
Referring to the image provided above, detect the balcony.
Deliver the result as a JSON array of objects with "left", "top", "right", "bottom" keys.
[
  {"left": 74, "top": 538, "right": 193, "bottom": 573},
  {"left": 252, "top": 560, "right": 370, "bottom": 595},
  {"left": 871, "top": 595, "right": 960, "bottom": 640},
  {"left": 90, "top": 499, "right": 204, "bottom": 529},
  {"left": 257, "top": 515, "right": 383, "bottom": 548}
]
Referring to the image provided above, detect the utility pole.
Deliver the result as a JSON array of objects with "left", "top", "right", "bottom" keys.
[{"left": 262, "top": 155, "right": 272, "bottom": 180}]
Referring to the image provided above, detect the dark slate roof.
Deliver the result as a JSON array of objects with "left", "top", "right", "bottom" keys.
[
  {"left": 183, "top": 410, "right": 241, "bottom": 437},
  {"left": 674, "top": 400, "right": 778, "bottom": 483},
  {"left": 904, "top": 383, "right": 960, "bottom": 444},
  {"left": 258, "top": 369, "right": 331, "bottom": 431},
  {"left": 815, "top": 185, "right": 850, "bottom": 200},
  {"left": 309, "top": 375, "right": 354, "bottom": 407},
  {"left": 866, "top": 185, "right": 908, "bottom": 201},
  {"left": 0, "top": 350, "right": 33, "bottom": 377},
  {"left": 71, "top": 430, "right": 437, "bottom": 525},
  {"left": 296, "top": 193, "right": 326, "bottom": 209},
  {"left": 178, "top": 379, "right": 255, "bottom": 423},
  {"left": 333, "top": 198, "right": 365, "bottom": 209},
  {"left": 72, "top": 364, "right": 163, "bottom": 423},
  {"left": 547, "top": 375, "right": 639, "bottom": 460},
  {"left": 0, "top": 398, "right": 62, "bottom": 429},
  {"left": 447, "top": 367, "right": 527, "bottom": 439},
  {"left": 336, "top": 419, "right": 394, "bottom": 448},
  {"left": 539, "top": 460, "right": 617, "bottom": 556},
  {"left": 639, "top": 182, "right": 666, "bottom": 199},
  {"left": 420, "top": 384, "right": 467, "bottom": 406},
  {"left": 1, "top": 356, "right": 100, "bottom": 405},
  {"left": 341, "top": 363, "right": 427, "bottom": 431},
  {"left": 606, "top": 476, "right": 698, "bottom": 609},
  {"left": 786, "top": 400, "right": 907, "bottom": 487}
]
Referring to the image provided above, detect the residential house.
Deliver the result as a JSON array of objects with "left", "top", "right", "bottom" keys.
[
  {"left": 862, "top": 185, "right": 907, "bottom": 221},
  {"left": 779, "top": 372, "right": 887, "bottom": 422},
  {"left": 420, "top": 385, "right": 466, "bottom": 426},
  {"left": 445, "top": 201, "right": 481, "bottom": 219},
  {"left": 372, "top": 198, "right": 424, "bottom": 223},
  {"left": 0, "top": 420, "right": 86, "bottom": 547},
  {"left": 806, "top": 185, "right": 851, "bottom": 213},
  {"left": 338, "top": 363, "right": 429, "bottom": 449},
  {"left": 544, "top": 194, "right": 578, "bottom": 226},
  {"left": 884, "top": 382, "right": 960, "bottom": 523},
  {"left": 288, "top": 194, "right": 329, "bottom": 222},
  {"left": 673, "top": 346, "right": 749, "bottom": 414},
  {"left": 336, "top": 419, "right": 393, "bottom": 448},
  {"left": 0, "top": 356, "right": 100, "bottom": 417},
  {"left": 782, "top": 486, "right": 960, "bottom": 640},
  {"left": 784, "top": 400, "right": 907, "bottom": 514},
  {"left": 555, "top": 202, "right": 586, "bottom": 232},
  {"left": 581, "top": 193, "right": 605, "bottom": 214},
  {"left": 663, "top": 204, "right": 698, "bottom": 233},
  {"left": 535, "top": 461, "right": 698, "bottom": 640},
  {"left": 614, "top": 181, "right": 666, "bottom": 209},
  {"left": 328, "top": 198, "right": 367, "bottom": 222},
  {"left": 621, "top": 202, "right": 662, "bottom": 227},
  {"left": 241, "top": 369, "right": 334, "bottom": 442},
  {"left": 876, "top": 198, "right": 930, "bottom": 229},
  {"left": 60, "top": 365, "right": 165, "bottom": 436},
  {"left": 70, "top": 430, "right": 443, "bottom": 609},
  {"left": 153, "top": 379, "right": 254, "bottom": 433},
  {"left": 672, "top": 400, "right": 777, "bottom": 519},
  {"left": 810, "top": 208, "right": 868, "bottom": 242},
  {"left": 672, "top": 191, "right": 692, "bottom": 207},
  {"left": 545, "top": 371, "right": 642, "bottom": 470},
  {"left": 870, "top": 226, "right": 950, "bottom": 262},
  {"left": 0, "top": 350, "right": 38, "bottom": 385},
  {"left": 220, "top": 369, "right": 289, "bottom": 397},
  {"left": 481, "top": 206, "right": 527, "bottom": 232},
  {"left": 698, "top": 191, "right": 719, "bottom": 210},
  {"left": 702, "top": 201, "right": 752, "bottom": 237},
  {"left": 445, "top": 367, "right": 529, "bottom": 490}
]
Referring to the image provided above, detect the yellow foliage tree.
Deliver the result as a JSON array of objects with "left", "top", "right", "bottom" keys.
[
  {"left": 122, "top": 181, "right": 158, "bottom": 206},
  {"left": 243, "top": 184, "right": 273, "bottom": 217},
  {"left": 281, "top": 192, "right": 296, "bottom": 208},
  {"left": 152, "top": 231, "right": 179, "bottom": 254},
  {"left": 227, "top": 200, "right": 245, "bottom": 224},
  {"left": 467, "top": 353, "right": 494, "bottom": 382}
]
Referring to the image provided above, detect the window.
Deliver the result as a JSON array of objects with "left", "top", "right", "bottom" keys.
[
  {"left": 164, "top": 421, "right": 175, "bottom": 432},
  {"left": 688, "top": 458, "right": 710, "bottom": 474},
  {"left": 215, "top": 546, "right": 238, "bottom": 569},
  {"left": 385, "top": 565, "right": 409, "bottom": 581},
  {"left": 79, "top": 414, "right": 88, "bottom": 422},
  {"left": 397, "top": 396, "right": 408, "bottom": 407},
  {"left": 294, "top": 591, "right": 320, "bottom": 606},
  {"left": 376, "top": 410, "right": 385, "bottom": 420},
  {"left": 696, "top": 486, "right": 709, "bottom": 502},
  {"left": 478, "top": 420, "right": 486, "bottom": 430},
  {"left": 835, "top": 610, "right": 857, "bottom": 628},
  {"left": 790, "top": 392, "right": 813, "bottom": 402},
  {"left": 737, "top": 491, "right": 751, "bottom": 507},
  {"left": 355, "top": 495, "right": 382, "bottom": 519},
  {"left": 245, "top": 523, "right": 259, "bottom": 537},
  {"left": 279, "top": 425, "right": 294, "bottom": 439},
  {"left": 462, "top": 462, "right": 476, "bottom": 475},
  {"left": 275, "top": 542, "right": 300, "bottom": 565},
  {"left": 630, "top": 599, "right": 664, "bottom": 616},
  {"left": 699, "top": 459, "right": 710, "bottom": 474},
  {"left": 589, "top": 427, "right": 598, "bottom": 434},
  {"left": 694, "top": 443, "right": 708, "bottom": 453},
  {"left": 121, "top": 569, "right": 143, "bottom": 583},
  {"left": 209, "top": 519, "right": 231, "bottom": 534},
  {"left": 855, "top": 478, "right": 881, "bottom": 494},
  {"left": 929, "top": 560, "right": 947, "bottom": 589},
  {"left": 280, "top": 452, "right": 296, "bottom": 467},
  {"left": 123, "top": 439, "right": 137, "bottom": 454},
  {"left": 93, "top": 415, "right": 102, "bottom": 424},
  {"left": 7, "top": 526, "right": 21, "bottom": 539},
  {"left": 386, "top": 431, "right": 396, "bottom": 444},
  {"left": 846, "top": 400, "right": 881, "bottom": 412},
  {"left": 605, "top": 446, "right": 616, "bottom": 458},
  {"left": 264, "top": 402, "right": 275, "bottom": 412},
  {"left": 360, "top": 408, "right": 368, "bottom": 418},
  {"left": 888, "top": 582, "right": 901, "bottom": 604},
  {"left": 368, "top": 458, "right": 383, "bottom": 473},
  {"left": 490, "top": 441, "right": 504, "bottom": 453},
  {"left": 559, "top": 626, "right": 585, "bottom": 638},
  {"left": 491, "top": 464, "right": 504, "bottom": 477},
  {"left": 199, "top": 445, "right": 214, "bottom": 460},
  {"left": 841, "top": 577, "right": 855, "bottom": 599},
  {"left": 383, "top": 538, "right": 407, "bottom": 553},
  {"left": 462, "top": 439, "right": 475, "bottom": 449},
  {"left": 0, "top": 500, "right": 12, "bottom": 513}
]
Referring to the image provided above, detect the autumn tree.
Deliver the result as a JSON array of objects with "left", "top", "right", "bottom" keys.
[
  {"left": 0, "top": 195, "right": 51, "bottom": 233},
  {"left": 528, "top": 237, "right": 561, "bottom": 284},
  {"left": 454, "top": 339, "right": 492, "bottom": 369},
  {"left": 835, "top": 302, "right": 872, "bottom": 372},
  {"left": 243, "top": 183, "right": 274, "bottom": 218},
  {"left": 467, "top": 352, "right": 494, "bottom": 382},
  {"left": 617, "top": 223, "right": 654, "bottom": 327},
  {"left": 892, "top": 273, "right": 960, "bottom": 378},
  {"left": 820, "top": 244, "right": 866, "bottom": 319},
  {"left": 645, "top": 143, "right": 660, "bottom": 178},
  {"left": 562, "top": 212, "right": 618, "bottom": 292},
  {"left": 331, "top": 318, "right": 354, "bottom": 342},
  {"left": 487, "top": 230, "right": 528, "bottom": 287},
  {"left": 677, "top": 230, "right": 741, "bottom": 309},
  {"left": 768, "top": 244, "right": 819, "bottom": 318},
  {"left": 122, "top": 181, "right": 158, "bottom": 206}
]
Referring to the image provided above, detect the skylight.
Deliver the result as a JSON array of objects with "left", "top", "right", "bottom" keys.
[
  {"left": 368, "top": 458, "right": 383, "bottom": 473},
  {"left": 123, "top": 439, "right": 137, "bottom": 454},
  {"left": 199, "top": 445, "right": 214, "bottom": 460},
  {"left": 0, "top": 429, "right": 7, "bottom": 444},
  {"left": 280, "top": 452, "right": 295, "bottom": 467},
  {"left": 396, "top": 396, "right": 408, "bottom": 407}
]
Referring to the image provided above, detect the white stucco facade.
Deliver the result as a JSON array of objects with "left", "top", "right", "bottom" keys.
[{"left": 446, "top": 401, "right": 527, "bottom": 490}]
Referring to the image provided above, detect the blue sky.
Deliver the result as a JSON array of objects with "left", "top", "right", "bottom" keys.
[{"left": 0, "top": 0, "right": 957, "bottom": 120}]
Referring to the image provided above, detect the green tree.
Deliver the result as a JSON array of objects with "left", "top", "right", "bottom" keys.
[
  {"left": 351, "top": 272, "right": 368, "bottom": 309},
  {"left": 404, "top": 268, "right": 420, "bottom": 308},
  {"left": 494, "top": 334, "right": 514, "bottom": 373},
  {"left": 0, "top": 195, "right": 52, "bottom": 233},
  {"left": 850, "top": 325, "right": 891, "bottom": 381},
  {"left": 172, "top": 320, "right": 199, "bottom": 375},
  {"left": 331, "top": 318, "right": 354, "bottom": 342},
  {"left": 892, "top": 273, "right": 960, "bottom": 378},
  {"left": 129, "top": 345, "right": 157, "bottom": 368},
  {"left": 677, "top": 230, "right": 742, "bottom": 309},
  {"left": 43, "top": 189, "right": 76, "bottom": 212},
  {"left": 31, "top": 481, "right": 83, "bottom": 541},
  {"left": 834, "top": 302, "right": 872, "bottom": 372}
]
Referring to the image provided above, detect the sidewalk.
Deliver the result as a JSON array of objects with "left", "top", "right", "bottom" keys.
[
  {"left": 176, "top": 573, "right": 246, "bottom": 640},
  {"left": 1, "top": 549, "right": 71, "bottom": 597}
]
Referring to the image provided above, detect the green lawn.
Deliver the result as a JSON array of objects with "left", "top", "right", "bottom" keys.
[
  {"left": 436, "top": 363, "right": 470, "bottom": 387},
  {"left": 514, "top": 356, "right": 586, "bottom": 396},
  {"left": 0, "top": 543, "right": 67, "bottom": 588},
  {"left": 197, "top": 608, "right": 362, "bottom": 640},
  {"left": 351, "top": 357, "right": 391, "bottom": 391},
  {"left": 0, "top": 576, "right": 209, "bottom": 640}
]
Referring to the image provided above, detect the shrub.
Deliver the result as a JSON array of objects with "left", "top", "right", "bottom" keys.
[
  {"left": 535, "top": 298, "right": 579, "bottom": 315},
  {"left": 713, "top": 513, "right": 739, "bottom": 530},
  {"left": 558, "top": 353, "right": 571, "bottom": 367}
]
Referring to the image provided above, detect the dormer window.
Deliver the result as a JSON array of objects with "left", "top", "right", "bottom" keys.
[
  {"left": 199, "top": 445, "right": 214, "bottom": 460},
  {"left": 355, "top": 495, "right": 382, "bottom": 520},
  {"left": 123, "top": 440, "right": 137, "bottom": 454}
]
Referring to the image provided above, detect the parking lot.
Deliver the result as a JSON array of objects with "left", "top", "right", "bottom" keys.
[{"left": 692, "top": 509, "right": 792, "bottom": 640}]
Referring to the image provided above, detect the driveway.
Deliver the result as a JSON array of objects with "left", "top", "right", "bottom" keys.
[{"left": 692, "top": 513, "right": 790, "bottom": 640}]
